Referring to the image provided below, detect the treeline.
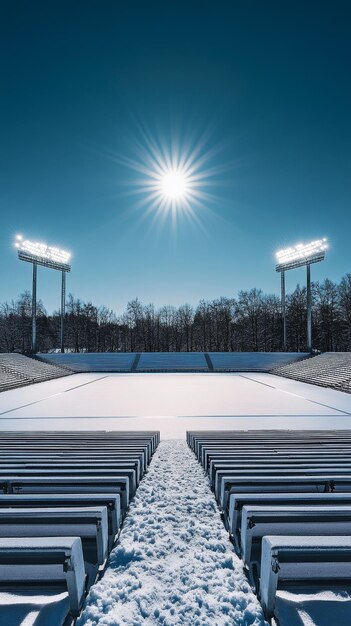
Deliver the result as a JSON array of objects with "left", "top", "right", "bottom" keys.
[{"left": 0, "top": 274, "right": 350, "bottom": 353}]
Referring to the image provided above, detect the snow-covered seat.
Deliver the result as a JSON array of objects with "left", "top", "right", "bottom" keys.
[
  {"left": 4, "top": 475, "right": 130, "bottom": 513},
  {"left": 2, "top": 466, "right": 136, "bottom": 499},
  {"left": 0, "top": 536, "right": 85, "bottom": 616},
  {"left": 228, "top": 492, "right": 351, "bottom": 537},
  {"left": 0, "top": 442, "right": 152, "bottom": 465},
  {"left": 187, "top": 431, "right": 351, "bottom": 460},
  {"left": 240, "top": 505, "right": 351, "bottom": 575},
  {"left": 218, "top": 472, "right": 351, "bottom": 512},
  {"left": 214, "top": 461, "right": 351, "bottom": 495},
  {"left": 0, "top": 431, "right": 159, "bottom": 459},
  {"left": 211, "top": 459, "right": 351, "bottom": 490},
  {"left": 0, "top": 460, "right": 141, "bottom": 486},
  {"left": 0, "top": 506, "right": 108, "bottom": 586},
  {"left": 0, "top": 433, "right": 159, "bottom": 443},
  {"left": 197, "top": 435, "right": 351, "bottom": 453},
  {"left": 259, "top": 535, "right": 351, "bottom": 622},
  {"left": 203, "top": 446, "right": 351, "bottom": 471},
  {"left": 0, "top": 452, "right": 146, "bottom": 475},
  {"left": 0, "top": 493, "right": 121, "bottom": 549}
]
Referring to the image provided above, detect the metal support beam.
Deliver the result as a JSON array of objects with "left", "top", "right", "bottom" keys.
[
  {"left": 281, "top": 270, "right": 287, "bottom": 351},
  {"left": 60, "top": 270, "right": 66, "bottom": 353},
  {"left": 31, "top": 263, "right": 37, "bottom": 353},
  {"left": 306, "top": 263, "right": 312, "bottom": 352}
]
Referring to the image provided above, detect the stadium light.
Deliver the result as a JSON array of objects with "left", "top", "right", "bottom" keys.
[
  {"left": 15, "top": 235, "right": 71, "bottom": 272},
  {"left": 275, "top": 238, "right": 328, "bottom": 352},
  {"left": 15, "top": 235, "right": 72, "bottom": 354},
  {"left": 276, "top": 239, "right": 327, "bottom": 273}
]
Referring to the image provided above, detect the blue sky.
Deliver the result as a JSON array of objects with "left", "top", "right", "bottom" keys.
[{"left": 1, "top": 1, "right": 350, "bottom": 313}]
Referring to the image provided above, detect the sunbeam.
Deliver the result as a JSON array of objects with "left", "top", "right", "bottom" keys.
[{"left": 116, "top": 124, "right": 230, "bottom": 233}]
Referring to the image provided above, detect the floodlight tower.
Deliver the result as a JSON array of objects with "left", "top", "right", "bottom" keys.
[
  {"left": 15, "top": 235, "right": 71, "bottom": 353},
  {"left": 275, "top": 239, "right": 328, "bottom": 352}
]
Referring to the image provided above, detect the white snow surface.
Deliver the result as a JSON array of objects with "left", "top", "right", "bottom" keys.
[
  {"left": 78, "top": 440, "right": 266, "bottom": 626},
  {"left": 0, "top": 373, "right": 350, "bottom": 438}
]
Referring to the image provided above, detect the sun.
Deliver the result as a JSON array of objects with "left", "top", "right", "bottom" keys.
[
  {"left": 115, "top": 124, "right": 227, "bottom": 231},
  {"left": 159, "top": 168, "right": 189, "bottom": 201}
]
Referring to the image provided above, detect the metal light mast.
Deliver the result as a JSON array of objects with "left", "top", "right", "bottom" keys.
[
  {"left": 275, "top": 238, "right": 328, "bottom": 352},
  {"left": 15, "top": 235, "right": 72, "bottom": 354}
]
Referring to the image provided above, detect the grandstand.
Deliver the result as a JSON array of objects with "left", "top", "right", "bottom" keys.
[
  {"left": 0, "top": 353, "right": 73, "bottom": 392},
  {"left": 0, "top": 430, "right": 159, "bottom": 626},
  {"left": 4, "top": 350, "right": 350, "bottom": 396},
  {"left": 272, "top": 352, "right": 351, "bottom": 393},
  {"left": 39, "top": 350, "right": 308, "bottom": 373},
  {"left": 188, "top": 430, "right": 351, "bottom": 625}
]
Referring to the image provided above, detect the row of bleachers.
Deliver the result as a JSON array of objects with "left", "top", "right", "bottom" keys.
[
  {"left": 207, "top": 351, "right": 309, "bottom": 371},
  {"left": 0, "top": 430, "right": 159, "bottom": 626},
  {"left": 137, "top": 351, "right": 208, "bottom": 370},
  {"left": 39, "top": 351, "right": 309, "bottom": 372},
  {"left": 0, "top": 366, "right": 28, "bottom": 391},
  {"left": 0, "top": 353, "right": 73, "bottom": 392},
  {"left": 188, "top": 430, "right": 351, "bottom": 625},
  {"left": 272, "top": 352, "right": 351, "bottom": 393},
  {"left": 39, "top": 352, "right": 136, "bottom": 372}
]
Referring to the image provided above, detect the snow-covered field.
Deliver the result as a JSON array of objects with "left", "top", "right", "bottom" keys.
[
  {"left": 77, "top": 440, "right": 266, "bottom": 626},
  {"left": 0, "top": 372, "right": 350, "bottom": 437}
]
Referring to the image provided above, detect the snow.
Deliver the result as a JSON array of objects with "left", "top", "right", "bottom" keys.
[
  {"left": 0, "top": 373, "right": 350, "bottom": 438},
  {"left": 77, "top": 440, "right": 266, "bottom": 626},
  {"left": 274, "top": 589, "right": 351, "bottom": 626},
  {"left": 0, "top": 590, "right": 69, "bottom": 626}
]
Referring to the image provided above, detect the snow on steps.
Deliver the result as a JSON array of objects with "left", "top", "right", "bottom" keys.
[{"left": 78, "top": 440, "right": 265, "bottom": 626}]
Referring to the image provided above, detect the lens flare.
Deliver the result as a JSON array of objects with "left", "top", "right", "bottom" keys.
[
  {"left": 159, "top": 168, "right": 189, "bottom": 201},
  {"left": 114, "top": 124, "right": 229, "bottom": 232}
]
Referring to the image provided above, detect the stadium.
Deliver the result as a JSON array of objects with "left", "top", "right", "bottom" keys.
[
  {"left": 0, "top": 342, "right": 350, "bottom": 626},
  {"left": 1, "top": 3, "right": 351, "bottom": 626}
]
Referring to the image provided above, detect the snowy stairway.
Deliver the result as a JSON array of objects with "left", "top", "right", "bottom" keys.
[{"left": 78, "top": 440, "right": 265, "bottom": 626}]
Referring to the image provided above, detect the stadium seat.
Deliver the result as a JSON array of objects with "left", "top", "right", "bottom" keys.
[
  {"left": 0, "top": 493, "right": 121, "bottom": 548},
  {"left": 0, "top": 536, "right": 86, "bottom": 616},
  {"left": 188, "top": 429, "right": 351, "bottom": 625},
  {"left": 228, "top": 491, "right": 351, "bottom": 537},
  {"left": 271, "top": 352, "right": 351, "bottom": 393},
  {"left": 0, "top": 353, "right": 72, "bottom": 391},
  {"left": 0, "top": 430, "right": 159, "bottom": 624},
  {"left": 219, "top": 472, "right": 351, "bottom": 512},
  {"left": 259, "top": 535, "right": 351, "bottom": 622},
  {"left": 240, "top": 504, "right": 351, "bottom": 574},
  {"left": 0, "top": 506, "right": 108, "bottom": 585}
]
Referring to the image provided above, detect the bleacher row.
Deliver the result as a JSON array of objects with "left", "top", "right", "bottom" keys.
[
  {"left": 187, "top": 430, "right": 351, "bottom": 625},
  {"left": 272, "top": 351, "right": 351, "bottom": 394},
  {"left": 0, "top": 430, "right": 159, "bottom": 626},
  {"left": 39, "top": 351, "right": 308, "bottom": 373},
  {"left": 0, "top": 353, "right": 72, "bottom": 392}
]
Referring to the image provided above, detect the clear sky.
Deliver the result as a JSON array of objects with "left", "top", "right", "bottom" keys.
[{"left": 1, "top": 1, "right": 350, "bottom": 314}]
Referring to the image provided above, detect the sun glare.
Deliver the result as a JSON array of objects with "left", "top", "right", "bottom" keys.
[
  {"left": 115, "top": 125, "right": 227, "bottom": 231},
  {"left": 159, "top": 168, "right": 189, "bottom": 201}
]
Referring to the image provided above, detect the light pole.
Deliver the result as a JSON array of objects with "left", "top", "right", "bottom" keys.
[
  {"left": 306, "top": 263, "right": 312, "bottom": 352},
  {"left": 281, "top": 270, "right": 287, "bottom": 351},
  {"left": 275, "top": 238, "right": 327, "bottom": 353},
  {"left": 15, "top": 235, "right": 71, "bottom": 354},
  {"left": 32, "top": 263, "right": 37, "bottom": 353},
  {"left": 60, "top": 270, "right": 66, "bottom": 353}
]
